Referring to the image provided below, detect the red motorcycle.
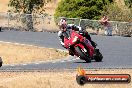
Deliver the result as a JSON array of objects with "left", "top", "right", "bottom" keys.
[{"left": 63, "top": 30, "right": 103, "bottom": 63}]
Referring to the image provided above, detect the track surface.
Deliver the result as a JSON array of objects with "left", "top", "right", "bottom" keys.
[{"left": 0, "top": 30, "right": 132, "bottom": 70}]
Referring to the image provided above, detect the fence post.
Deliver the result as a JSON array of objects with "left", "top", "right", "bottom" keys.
[
  {"left": 79, "top": 19, "right": 81, "bottom": 27},
  {"left": 7, "top": 12, "right": 9, "bottom": 30},
  {"left": 42, "top": 15, "right": 45, "bottom": 32}
]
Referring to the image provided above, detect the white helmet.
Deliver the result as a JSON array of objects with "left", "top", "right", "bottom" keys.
[
  {"left": 59, "top": 18, "right": 67, "bottom": 25},
  {"left": 59, "top": 18, "right": 67, "bottom": 30}
]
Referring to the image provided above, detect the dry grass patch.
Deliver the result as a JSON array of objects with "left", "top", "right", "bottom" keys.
[
  {"left": 0, "top": 69, "right": 131, "bottom": 88},
  {"left": 0, "top": 42, "right": 68, "bottom": 64}
]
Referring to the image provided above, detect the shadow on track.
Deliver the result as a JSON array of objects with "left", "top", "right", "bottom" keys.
[{"left": 74, "top": 60, "right": 103, "bottom": 63}]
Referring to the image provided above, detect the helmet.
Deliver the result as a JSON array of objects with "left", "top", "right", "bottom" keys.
[
  {"left": 59, "top": 18, "right": 67, "bottom": 30},
  {"left": 60, "top": 18, "right": 67, "bottom": 25}
]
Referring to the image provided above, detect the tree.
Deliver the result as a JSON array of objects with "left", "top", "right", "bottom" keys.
[
  {"left": 54, "top": 0, "right": 113, "bottom": 20},
  {"left": 9, "top": 0, "right": 51, "bottom": 31},
  {"left": 124, "top": 0, "right": 132, "bottom": 8},
  {"left": 103, "top": 3, "right": 132, "bottom": 22}
]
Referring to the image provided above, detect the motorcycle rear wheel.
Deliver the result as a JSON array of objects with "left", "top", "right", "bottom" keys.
[{"left": 94, "top": 49, "right": 103, "bottom": 62}]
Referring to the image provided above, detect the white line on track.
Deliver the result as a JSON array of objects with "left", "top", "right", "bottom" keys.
[
  {"left": 10, "top": 65, "right": 15, "bottom": 66},
  {"left": 67, "top": 59, "right": 74, "bottom": 62},
  {"left": 22, "top": 64, "right": 27, "bottom": 66},
  {"left": 60, "top": 61, "right": 65, "bottom": 63},
  {"left": 35, "top": 63, "right": 40, "bottom": 65},
  {"left": 72, "top": 59, "right": 77, "bottom": 61},
  {"left": 51, "top": 62, "right": 56, "bottom": 63}
]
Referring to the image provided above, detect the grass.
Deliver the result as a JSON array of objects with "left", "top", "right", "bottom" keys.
[
  {"left": 0, "top": 42, "right": 68, "bottom": 64},
  {"left": 0, "top": 69, "right": 131, "bottom": 88}
]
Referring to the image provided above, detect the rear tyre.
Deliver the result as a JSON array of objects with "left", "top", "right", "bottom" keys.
[
  {"left": 94, "top": 49, "right": 103, "bottom": 62},
  {"left": 75, "top": 46, "right": 91, "bottom": 63}
]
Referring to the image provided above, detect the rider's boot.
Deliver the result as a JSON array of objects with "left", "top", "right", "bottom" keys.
[{"left": 69, "top": 50, "right": 74, "bottom": 56}]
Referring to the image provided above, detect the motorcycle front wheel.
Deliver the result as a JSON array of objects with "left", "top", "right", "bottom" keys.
[{"left": 75, "top": 46, "right": 91, "bottom": 63}]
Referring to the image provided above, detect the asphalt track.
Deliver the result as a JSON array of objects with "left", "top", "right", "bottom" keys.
[{"left": 0, "top": 30, "right": 132, "bottom": 71}]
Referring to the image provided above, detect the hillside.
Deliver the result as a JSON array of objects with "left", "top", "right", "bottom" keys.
[
  {"left": 0, "top": 0, "right": 126, "bottom": 15},
  {"left": 114, "top": 0, "right": 125, "bottom": 6},
  {"left": 0, "top": 0, "right": 10, "bottom": 13},
  {"left": 0, "top": 0, "right": 60, "bottom": 15}
]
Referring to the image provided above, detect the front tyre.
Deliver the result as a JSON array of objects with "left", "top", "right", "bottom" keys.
[{"left": 75, "top": 46, "right": 91, "bottom": 63}]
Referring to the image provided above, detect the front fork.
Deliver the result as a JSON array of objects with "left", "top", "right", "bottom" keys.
[
  {"left": 83, "top": 41, "right": 95, "bottom": 58},
  {"left": 74, "top": 43, "right": 94, "bottom": 58}
]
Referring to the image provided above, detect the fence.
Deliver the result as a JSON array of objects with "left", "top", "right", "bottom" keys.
[
  {"left": 0, "top": 12, "right": 59, "bottom": 32},
  {"left": 0, "top": 12, "right": 132, "bottom": 36}
]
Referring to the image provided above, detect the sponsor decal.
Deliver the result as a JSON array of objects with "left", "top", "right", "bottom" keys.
[{"left": 76, "top": 67, "right": 131, "bottom": 85}]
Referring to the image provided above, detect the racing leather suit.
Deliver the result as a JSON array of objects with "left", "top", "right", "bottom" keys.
[{"left": 58, "top": 24, "right": 97, "bottom": 48}]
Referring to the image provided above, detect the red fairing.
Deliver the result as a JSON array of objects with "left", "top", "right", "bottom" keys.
[
  {"left": 64, "top": 30, "right": 94, "bottom": 58},
  {"left": 85, "top": 41, "right": 94, "bottom": 57},
  {"left": 64, "top": 30, "right": 83, "bottom": 48}
]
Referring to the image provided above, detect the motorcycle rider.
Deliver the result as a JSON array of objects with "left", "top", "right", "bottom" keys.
[{"left": 58, "top": 18, "right": 97, "bottom": 48}]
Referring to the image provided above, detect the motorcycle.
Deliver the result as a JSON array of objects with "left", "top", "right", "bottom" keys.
[{"left": 63, "top": 30, "right": 103, "bottom": 63}]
